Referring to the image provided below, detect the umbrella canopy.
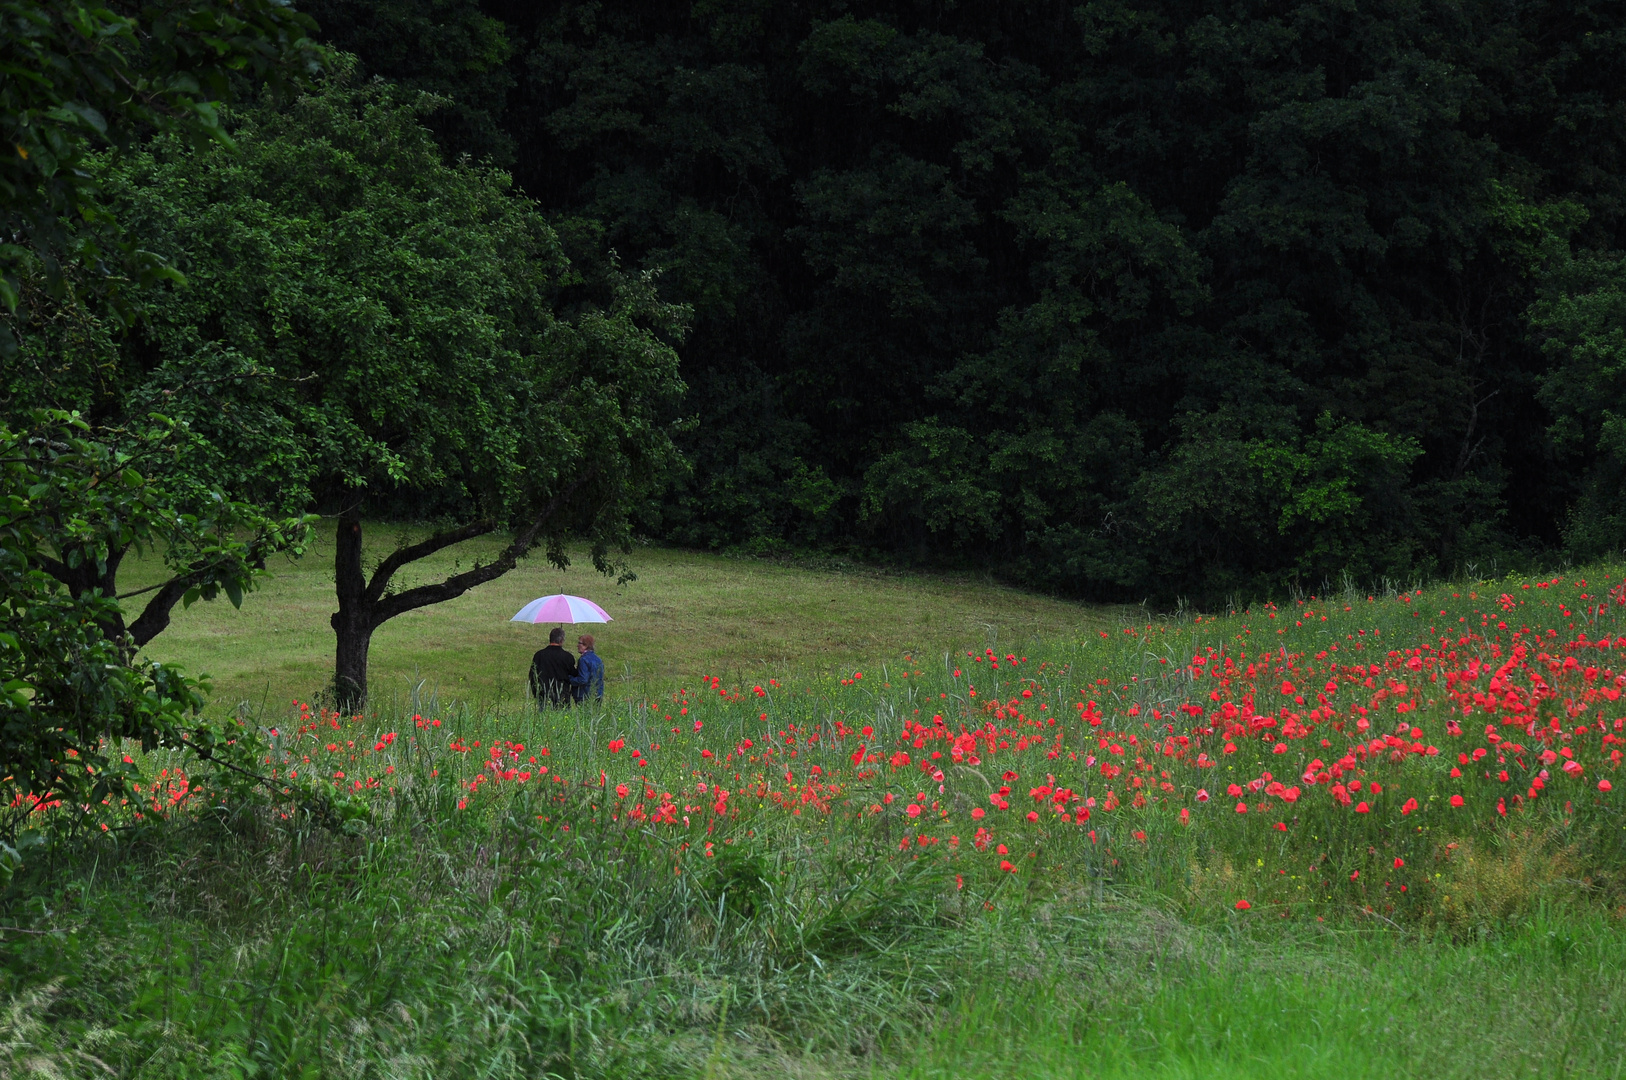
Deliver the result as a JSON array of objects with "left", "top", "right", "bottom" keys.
[{"left": 510, "top": 594, "right": 612, "bottom": 624}]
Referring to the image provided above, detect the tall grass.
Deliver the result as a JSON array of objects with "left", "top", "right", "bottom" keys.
[{"left": 6, "top": 566, "right": 1626, "bottom": 1076}]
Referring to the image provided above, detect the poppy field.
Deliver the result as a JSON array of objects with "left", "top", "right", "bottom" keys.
[{"left": 7, "top": 567, "right": 1626, "bottom": 1077}]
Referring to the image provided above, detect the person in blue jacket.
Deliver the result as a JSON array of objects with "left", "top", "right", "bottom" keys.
[{"left": 571, "top": 633, "right": 605, "bottom": 703}]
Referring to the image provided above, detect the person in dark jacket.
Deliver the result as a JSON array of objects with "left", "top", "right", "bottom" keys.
[
  {"left": 571, "top": 633, "right": 605, "bottom": 703},
  {"left": 529, "top": 627, "right": 577, "bottom": 706}
]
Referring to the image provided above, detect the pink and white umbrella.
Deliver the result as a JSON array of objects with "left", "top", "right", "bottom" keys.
[{"left": 510, "top": 594, "right": 612, "bottom": 624}]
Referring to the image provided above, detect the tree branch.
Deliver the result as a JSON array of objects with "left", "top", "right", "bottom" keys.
[
  {"left": 127, "top": 571, "right": 213, "bottom": 647},
  {"left": 363, "top": 519, "right": 498, "bottom": 605},
  {"left": 117, "top": 580, "right": 169, "bottom": 601},
  {"left": 371, "top": 474, "right": 596, "bottom": 626},
  {"left": 34, "top": 553, "right": 69, "bottom": 583}
]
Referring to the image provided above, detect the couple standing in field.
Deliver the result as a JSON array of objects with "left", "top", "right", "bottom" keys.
[{"left": 529, "top": 627, "right": 605, "bottom": 706}]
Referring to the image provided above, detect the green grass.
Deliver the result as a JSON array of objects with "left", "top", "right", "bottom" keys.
[
  {"left": 9, "top": 553, "right": 1626, "bottom": 1078},
  {"left": 127, "top": 523, "right": 1118, "bottom": 710},
  {"left": 904, "top": 915, "right": 1626, "bottom": 1078}
]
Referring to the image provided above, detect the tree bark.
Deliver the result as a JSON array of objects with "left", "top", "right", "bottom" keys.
[
  {"left": 39, "top": 545, "right": 129, "bottom": 647},
  {"left": 331, "top": 507, "right": 373, "bottom": 712}
]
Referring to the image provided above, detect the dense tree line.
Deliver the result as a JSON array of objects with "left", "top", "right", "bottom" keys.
[{"left": 303, "top": 0, "right": 1626, "bottom": 601}]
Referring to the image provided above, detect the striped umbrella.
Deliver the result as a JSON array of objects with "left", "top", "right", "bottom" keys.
[{"left": 510, "top": 594, "right": 612, "bottom": 624}]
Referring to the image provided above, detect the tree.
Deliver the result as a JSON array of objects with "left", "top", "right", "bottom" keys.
[
  {"left": 102, "top": 72, "right": 688, "bottom": 708},
  {"left": 1530, "top": 249, "right": 1626, "bottom": 556},
  {"left": 296, "top": 0, "right": 515, "bottom": 164},
  {"left": 0, "top": 0, "right": 323, "bottom": 356},
  {"left": 0, "top": 0, "right": 325, "bottom": 830},
  {"left": 0, "top": 411, "right": 307, "bottom": 834}
]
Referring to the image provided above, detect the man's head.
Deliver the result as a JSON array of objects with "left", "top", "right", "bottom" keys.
[
  {"left": 577, "top": 634, "right": 595, "bottom": 652},
  {"left": 548, "top": 626, "right": 565, "bottom": 645}
]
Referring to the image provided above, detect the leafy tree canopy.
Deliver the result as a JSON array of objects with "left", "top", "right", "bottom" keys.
[{"left": 0, "top": 0, "right": 324, "bottom": 355}]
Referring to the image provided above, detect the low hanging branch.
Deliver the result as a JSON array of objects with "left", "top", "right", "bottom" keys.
[
  {"left": 330, "top": 472, "right": 598, "bottom": 708},
  {"left": 371, "top": 474, "right": 594, "bottom": 624}
]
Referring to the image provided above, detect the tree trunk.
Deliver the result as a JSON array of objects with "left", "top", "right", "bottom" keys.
[
  {"left": 324, "top": 476, "right": 592, "bottom": 712},
  {"left": 331, "top": 508, "right": 373, "bottom": 712}
]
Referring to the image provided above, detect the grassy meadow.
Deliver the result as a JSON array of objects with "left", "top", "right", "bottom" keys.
[
  {"left": 8, "top": 543, "right": 1626, "bottom": 1078},
  {"left": 125, "top": 523, "right": 1119, "bottom": 710}
]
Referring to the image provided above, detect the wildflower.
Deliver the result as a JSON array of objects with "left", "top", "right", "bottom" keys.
[
  {"left": 1235, "top": 899, "right": 1252, "bottom": 910},
  {"left": 1234, "top": 801, "right": 1248, "bottom": 814},
  {"left": 1274, "top": 822, "right": 1287, "bottom": 832},
  {"left": 1196, "top": 789, "right": 1210, "bottom": 802},
  {"left": 1026, "top": 810, "right": 1039, "bottom": 822},
  {"left": 1355, "top": 801, "right": 1370, "bottom": 813},
  {"left": 907, "top": 803, "right": 922, "bottom": 818},
  {"left": 1449, "top": 794, "right": 1464, "bottom": 807},
  {"left": 971, "top": 807, "right": 986, "bottom": 820},
  {"left": 1600, "top": 779, "right": 1613, "bottom": 792},
  {"left": 1000, "top": 860, "right": 1017, "bottom": 873},
  {"left": 1393, "top": 857, "right": 1404, "bottom": 868}
]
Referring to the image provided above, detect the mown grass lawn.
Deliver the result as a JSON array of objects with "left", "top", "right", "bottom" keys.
[
  {"left": 9, "top": 545, "right": 1626, "bottom": 1079},
  {"left": 127, "top": 525, "right": 1119, "bottom": 711}
]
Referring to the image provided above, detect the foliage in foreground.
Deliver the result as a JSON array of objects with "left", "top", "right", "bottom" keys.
[
  {"left": 0, "top": 410, "right": 312, "bottom": 841},
  {"left": 5, "top": 567, "right": 1626, "bottom": 1076}
]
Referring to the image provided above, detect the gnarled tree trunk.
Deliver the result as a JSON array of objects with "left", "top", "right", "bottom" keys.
[{"left": 327, "top": 477, "right": 592, "bottom": 713}]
